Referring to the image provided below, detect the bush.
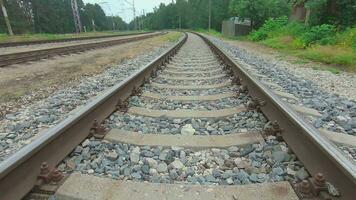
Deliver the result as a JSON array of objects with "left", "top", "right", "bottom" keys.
[
  {"left": 336, "top": 27, "right": 356, "bottom": 50},
  {"left": 283, "top": 22, "right": 307, "bottom": 37},
  {"left": 249, "top": 16, "right": 288, "bottom": 41},
  {"left": 300, "top": 24, "right": 336, "bottom": 46}
]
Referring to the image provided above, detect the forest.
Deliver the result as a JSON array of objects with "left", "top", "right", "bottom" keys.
[
  {"left": 0, "top": 0, "right": 127, "bottom": 34},
  {"left": 1, "top": 0, "right": 355, "bottom": 34}
]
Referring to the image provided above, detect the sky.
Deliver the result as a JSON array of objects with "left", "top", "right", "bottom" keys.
[{"left": 83, "top": 0, "right": 173, "bottom": 23}]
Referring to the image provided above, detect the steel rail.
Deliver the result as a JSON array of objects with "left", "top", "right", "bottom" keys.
[
  {"left": 0, "top": 31, "right": 153, "bottom": 48},
  {"left": 196, "top": 32, "right": 356, "bottom": 200},
  {"left": 0, "top": 33, "right": 187, "bottom": 200},
  {"left": 0, "top": 32, "right": 164, "bottom": 67}
]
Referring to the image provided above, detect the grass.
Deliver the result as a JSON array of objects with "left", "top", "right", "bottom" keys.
[
  {"left": 260, "top": 36, "right": 356, "bottom": 72},
  {"left": 164, "top": 31, "right": 183, "bottom": 42},
  {"left": 0, "top": 30, "right": 145, "bottom": 43}
]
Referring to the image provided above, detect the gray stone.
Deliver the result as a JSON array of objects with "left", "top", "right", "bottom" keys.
[
  {"left": 170, "top": 159, "right": 184, "bottom": 169},
  {"left": 159, "top": 149, "right": 169, "bottom": 161},
  {"left": 131, "top": 172, "right": 142, "bottom": 179},
  {"left": 82, "top": 139, "right": 90, "bottom": 147},
  {"left": 123, "top": 168, "right": 132, "bottom": 176},
  {"left": 228, "top": 146, "right": 239, "bottom": 152},
  {"left": 272, "top": 151, "right": 288, "bottom": 163},
  {"left": 272, "top": 167, "right": 284, "bottom": 176},
  {"left": 212, "top": 169, "right": 221, "bottom": 178},
  {"left": 169, "top": 169, "right": 179, "bottom": 180},
  {"left": 222, "top": 170, "right": 235, "bottom": 179},
  {"left": 240, "top": 145, "right": 255, "bottom": 157},
  {"left": 141, "top": 165, "right": 150, "bottom": 174},
  {"left": 205, "top": 175, "right": 217, "bottom": 183},
  {"left": 105, "top": 151, "right": 118, "bottom": 161},
  {"left": 186, "top": 167, "right": 195, "bottom": 176},
  {"left": 181, "top": 124, "right": 195, "bottom": 135},
  {"left": 236, "top": 170, "right": 249, "bottom": 182},
  {"left": 326, "top": 182, "right": 340, "bottom": 197},
  {"left": 157, "top": 162, "right": 168, "bottom": 173},
  {"left": 296, "top": 167, "right": 309, "bottom": 180},
  {"left": 145, "top": 158, "right": 158, "bottom": 168},
  {"left": 226, "top": 177, "right": 234, "bottom": 185},
  {"left": 130, "top": 147, "right": 140, "bottom": 164}
]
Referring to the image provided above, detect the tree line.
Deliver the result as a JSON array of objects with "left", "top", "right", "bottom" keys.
[
  {"left": 1, "top": 0, "right": 355, "bottom": 34},
  {"left": 135, "top": 0, "right": 355, "bottom": 31},
  {"left": 0, "top": 0, "right": 127, "bottom": 34}
]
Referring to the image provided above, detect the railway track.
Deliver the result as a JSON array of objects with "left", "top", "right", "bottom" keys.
[
  {"left": 0, "top": 32, "right": 153, "bottom": 48},
  {"left": 0, "top": 32, "right": 163, "bottom": 67},
  {"left": 0, "top": 32, "right": 355, "bottom": 200}
]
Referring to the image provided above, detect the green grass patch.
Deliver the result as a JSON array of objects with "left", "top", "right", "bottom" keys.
[
  {"left": 297, "top": 45, "right": 356, "bottom": 69},
  {"left": 312, "top": 66, "right": 341, "bottom": 74},
  {"left": 164, "top": 32, "right": 183, "bottom": 42},
  {"left": 247, "top": 16, "right": 356, "bottom": 72}
]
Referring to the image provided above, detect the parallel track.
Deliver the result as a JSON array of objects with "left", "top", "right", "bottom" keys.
[
  {"left": 0, "top": 32, "right": 354, "bottom": 200},
  {"left": 0, "top": 32, "right": 163, "bottom": 67},
  {"left": 0, "top": 32, "right": 153, "bottom": 48}
]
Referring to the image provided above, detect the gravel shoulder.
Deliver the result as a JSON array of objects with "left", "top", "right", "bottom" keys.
[
  {"left": 0, "top": 32, "right": 180, "bottom": 115},
  {"left": 0, "top": 32, "right": 182, "bottom": 161},
  {"left": 0, "top": 32, "right": 158, "bottom": 55},
  {"left": 221, "top": 39, "right": 356, "bottom": 101},
  {"left": 204, "top": 34, "right": 356, "bottom": 160}
]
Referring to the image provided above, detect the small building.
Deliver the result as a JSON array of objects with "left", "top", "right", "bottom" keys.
[{"left": 222, "top": 17, "right": 252, "bottom": 37}]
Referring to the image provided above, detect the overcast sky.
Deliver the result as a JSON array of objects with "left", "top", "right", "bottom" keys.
[{"left": 83, "top": 0, "right": 173, "bottom": 23}]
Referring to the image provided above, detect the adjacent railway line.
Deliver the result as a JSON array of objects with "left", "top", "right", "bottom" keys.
[
  {"left": 0, "top": 32, "right": 153, "bottom": 48},
  {"left": 0, "top": 32, "right": 354, "bottom": 200},
  {"left": 0, "top": 32, "right": 163, "bottom": 67}
]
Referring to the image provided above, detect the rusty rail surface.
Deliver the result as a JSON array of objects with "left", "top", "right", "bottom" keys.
[
  {"left": 196, "top": 33, "right": 356, "bottom": 200},
  {"left": 0, "top": 32, "right": 163, "bottom": 67},
  {"left": 0, "top": 33, "right": 187, "bottom": 200},
  {"left": 0, "top": 31, "right": 153, "bottom": 48}
]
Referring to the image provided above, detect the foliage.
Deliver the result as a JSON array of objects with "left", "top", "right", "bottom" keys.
[
  {"left": 304, "top": 0, "right": 356, "bottom": 28},
  {"left": 229, "top": 0, "right": 290, "bottom": 28},
  {"left": 249, "top": 16, "right": 289, "bottom": 41},
  {"left": 249, "top": 16, "right": 337, "bottom": 46},
  {"left": 135, "top": 0, "right": 231, "bottom": 31},
  {"left": 0, "top": 0, "right": 127, "bottom": 34},
  {"left": 300, "top": 24, "right": 335, "bottom": 46},
  {"left": 336, "top": 28, "right": 356, "bottom": 50},
  {"left": 244, "top": 15, "right": 356, "bottom": 71}
]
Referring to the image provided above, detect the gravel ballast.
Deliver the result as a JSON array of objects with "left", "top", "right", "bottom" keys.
[
  {"left": 0, "top": 41, "right": 178, "bottom": 162},
  {"left": 204, "top": 35, "right": 356, "bottom": 160},
  {"left": 59, "top": 136, "right": 307, "bottom": 186}
]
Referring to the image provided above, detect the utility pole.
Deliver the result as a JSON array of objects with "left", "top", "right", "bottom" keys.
[
  {"left": 0, "top": 0, "right": 13, "bottom": 35},
  {"left": 133, "top": 0, "right": 137, "bottom": 30},
  {"left": 92, "top": 19, "right": 96, "bottom": 32},
  {"left": 71, "top": 0, "right": 82, "bottom": 33},
  {"left": 208, "top": 0, "right": 211, "bottom": 30},
  {"left": 123, "top": 0, "right": 137, "bottom": 30},
  {"left": 179, "top": 16, "right": 181, "bottom": 29}
]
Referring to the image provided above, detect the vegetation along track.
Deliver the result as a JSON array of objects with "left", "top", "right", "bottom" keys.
[
  {"left": 0, "top": 33, "right": 355, "bottom": 200},
  {"left": 0, "top": 32, "right": 163, "bottom": 67},
  {"left": 0, "top": 31, "right": 153, "bottom": 48}
]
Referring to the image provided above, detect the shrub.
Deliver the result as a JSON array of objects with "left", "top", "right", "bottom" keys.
[
  {"left": 300, "top": 24, "right": 336, "bottom": 46},
  {"left": 336, "top": 27, "right": 356, "bottom": 50},
  {"left": 283, "top": 22, "right": 307, "bottom": 37},
  {"left": 249, "top": 16, "right": 288, "bottom": 41}
]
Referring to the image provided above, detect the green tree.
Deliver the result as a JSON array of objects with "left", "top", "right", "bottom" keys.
[
  {"left": 229, "top": 0, "right": 290, "bottom": 28},
  {"left": 0, "top": 0, "right": 33, "bottom": 34}
]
